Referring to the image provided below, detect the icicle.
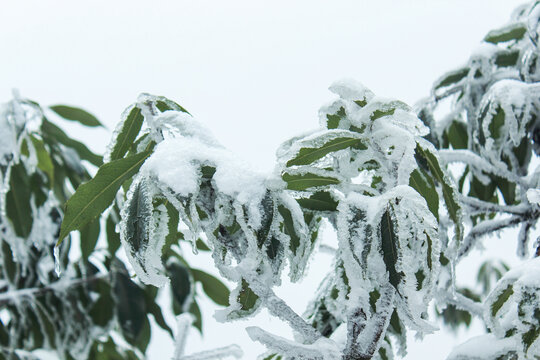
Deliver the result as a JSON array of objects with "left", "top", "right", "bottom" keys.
[{"left": 53, "top": 245, "right": 61, "bottom": 277}]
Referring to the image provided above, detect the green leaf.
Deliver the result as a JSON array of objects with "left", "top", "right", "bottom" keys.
[
  {"left": 50, "top": 105, "right": 103, "bottom": 127},
  {"left": 434, "top": 68, "right": 469, "bottom": 90},
  {"left": 168, "top": 261, "right": 192, "bottom": 309},
  {"left": 80, "top": 219, "right": 100, "bottom": 262},
  {"left": 495, "top": 50, "right": 520, "bottom": 67},
  {"left": 106, "top": 213, "right": 121, "bottom": 255},
  {"left": 89, "top": 280, "right": 114, "bottom": 328},
  {"left": 188, "top": 301, "right": 203, "bottom": 333},
  {"left": 484, "top": 23, "right": 527, "bottom": 44},
  {"left": 237, "top": 279, "right": 259, "bottom": 312},
  {"left": 29, "top": 135, "right": 54, "bottom": 183},
  {"left": 488, "top": 107, "right": 505, "bottom": 140},
  {"left": 41, "top": 119, "right": 103, "bottom": 166},
  {"left": 6, "top": 164, "right": 32, "bottom": 238},
  {"left": 409, "top": 168, "right": 439, "bottom": 221},
  {"left": 282, "top": 172, "right": 340, "bottom": 190},
  {"left": 147, "top": 299, "right": 173, "bottom": 337},
  {"left": 123, "top": 181, "right": 151, "bottom": 258},
  {"left": 416, "top": 145, "right": 462, "bottom": 242},
  {"left": 58, "top": 150, "right": 152, "bottom": 244},
  {"left": 113, "top": 272, "right": 147, "bottom": 342},
  {"left": 446, "top": 120, "right": 468, "bottom": 150},
  {"left": 110, "top": 106, "right": 144, "bottom": 161},
  {"left": 491, "top": 285, "right": 513, "bottom": 317},
  {"left": 277, "top": 205, "right": 301, "bottom": 255},
  {"left": 191, "top": 269, "right": 230, "bottom": 306},
  {"left": 326, "top": 107, "right": 346, "bottom": 129},
  {"left": 380, "top": 209, "right": 402, "bottom": 290},
  {"left": 297, "top": 191, "right": 338, "bottom": 212},
  {"left": 286, "top": 136, "right": 367, "bottom": 167}
]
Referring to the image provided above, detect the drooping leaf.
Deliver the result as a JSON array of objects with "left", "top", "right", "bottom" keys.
[
  {"left": 191, "top": 269, "right": 230, "bottom": 307},
  {"left": 409, "top": 168, "right": 439, "bottom": 221},
  {"left": 446, "top": 120, "right": 468, "bottom": 150},
  {"left": 80, "top": 219, "right": 100, "bottom": 262},
  {"left": 168, "top": 261, "right": 192, "bottom": 310},
  {"left": 277, "top": 205, "right": 301, "bottom": 255},
  {"left": 6, "top": 163, "right": 32, "bottom": 237},
  {"left": 113, "top": 272, "right": 147, "bottom": 342},
  {"left": 58, "top": 150, "right": 152, "bottom": 244},
  {"left": 416, "top": 145, "right": 462, "bottom": 242},
  {"left": 41, "top": 119, "right": 103, "bottom": 166},
  {"left": 286, "top": 136, "right": 366, "bottom": 167},
  {"left": 50, "top": 105, "right": 103, "bottom": 127},
  {"left": 109, "top": 106, "right": 144, "bottom": 161},
  {"left": 29, "top": 135, "right": 54, "bottom": 183},
  {"left": 123, "top": 181, "right": 152, "bottom": 258},
  {"left": 380, "top": 209, "right": 401, "bottom": 290}
]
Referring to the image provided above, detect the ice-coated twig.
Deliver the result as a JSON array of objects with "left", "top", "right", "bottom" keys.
[
  {"left": 172, "top": 314, "right": 194, "bottom": 359},
  {"left": 344, "top": 285, "right": 395, "bottom": 360},
  {"left": 246, "top": 326, "right": 339, "bottom": 360},
  {"left": 318, "top": 244, "right": 337, "bottom": 255},
  {"left": 439, "top": 149, "right": 531, "bottom": 188},
  {"left": 176, "top": 345, "right": 243, "bottom": 360},
  {"left": 459, "top": 194, "right": 531, "bottom": 216},
  {"left": 458, "top": 215, "right": 532, "bottom": 259},
  {"left": 172, "top": 314, "right": 243, "bottom": 360},
  {"left": 245, "top": 276, "right": 322, "bottom": 344},
  {"left": 435, "top": 289, "right": 484, "bottom": 319},
  {"left": 0, "top": 273, "right": 108, "bottom": 307}
]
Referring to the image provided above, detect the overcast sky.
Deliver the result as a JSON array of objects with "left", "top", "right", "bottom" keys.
[{"left": 0, "top": 1, "right": 530, "bottom": 359}]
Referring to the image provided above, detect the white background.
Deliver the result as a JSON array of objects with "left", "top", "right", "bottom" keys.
[{"left": 0, "top": 1, "right": 531, "bottom": 359}]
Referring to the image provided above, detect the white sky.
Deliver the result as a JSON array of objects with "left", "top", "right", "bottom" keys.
[{"left": 0, "top": 1, "right": 532, "bottom": 359}]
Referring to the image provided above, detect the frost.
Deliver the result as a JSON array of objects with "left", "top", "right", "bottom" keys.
[
  {"left": 527, "top": 189, "right": 540, "bottom": 205},
  {"left": 447, "top": 334, "right": 516, "bottom": 360}
]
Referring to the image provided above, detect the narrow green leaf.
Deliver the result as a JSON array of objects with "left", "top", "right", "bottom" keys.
[
  {"left": 113, "top": 272, "right": 147, "bottom": 342},
  {"left": 491, "top": 285, "right": 513, "bottom": 317},
  {"left": 277, "top": 205, "right": 301, "bottom": 255},
  {"left": 41, "top": 119, "right": 103, "bottom": 166},
  {"left": 6, "top": 164, "right": 32, "bottom": 237},
  {"left": 416, "top": 145, "right": 462, "bottom": 242},
  {"left": 50, "top": 105, "right": 103, "bottom": 127},
  {"left": 106, "top": 214, "right": 121, "bottom": 255},
  {"left": 380, "top": 209, "right": 402, "bottom": 290},
  {"left": 446, "top": 120, "right": 468, "bottom": 150},
  {"left": 495, "top": 50, "right": 520, "bottom": 67},
  {"left": 434, "top": 68, "right": 469, "bottom": 90},
  {"left": 488, "top": 107, "right": 505, "bottom": 140},
  {"left": 297, "top": 191, "right": 338, "bottom": 211},
  {"left": 80, "top": 219, "right": 100, "bottom": 262},
  {"left": 282, "top": 172, "right": 340, "bottom": 190},
  {"left": 484, "top": 23, "right": 527, "bottom": 44},
  {"left": 191, "top": 269, "right": 230, "bottom": 306},
  {"left": 286, "top": 136, "right": 366, "bottom": 167},
  {"left": 29, "top": 135, "right": 54, "bottom": 183},
  {"left": 409, "top": 168, "right": 439, "bottom": 221},
  {"left": 168, "top": 261, "right": 192, "bottom": 309},
  {"left": 58, "top": 150, "right": 152, "bottom": 244},
  {"left": 237, "top": 279, "right": 258, "bottom": 312},
  {"left": 188, "top": 301, "right": 203, "bottom": 333},
  {"left": 110, "top": 106, "right": 144, "bottom": 161},
  {"left": 123, "top": 181, "right": 151, "bottom": 259}
]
